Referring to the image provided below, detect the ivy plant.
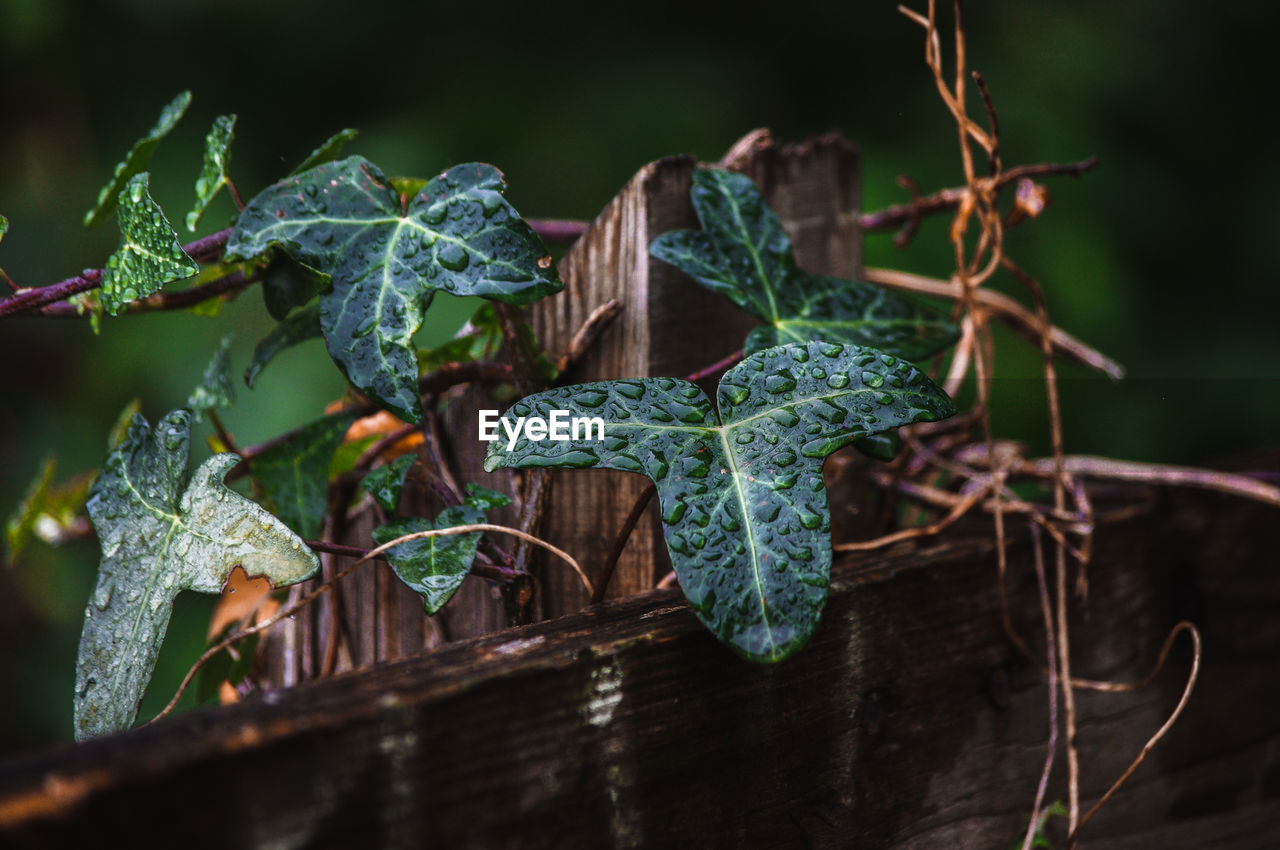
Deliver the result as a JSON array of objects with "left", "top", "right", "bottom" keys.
[
  {"left": 75, "top": 409, "right": 318, "bottom": 740},
  {"left": 485, "top": 340, "right": 956, "bottom": 661}
]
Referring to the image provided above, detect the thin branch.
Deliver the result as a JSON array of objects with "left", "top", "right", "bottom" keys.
[
  {"left": 863, "top": 266, "right": 1125, "bottom": 379},
  {"left": 553, "top": 298, "right": 623, "bottom": 381},
  {"left": 1067, "top": 622, "right": 1202, "bottom": 847},
  {"left": 834, "top": 483, "right": 987, "bottom": 552},
  {"left": 857, "top": 158, "right": 1097, "bottom": 234},
  {"left": 1016, "top": 455, "right": 1280, "bottom": 509},
  {"left": 527, "top": 218, "right": 589, "bottom": 244},
  {"left": 593, "top": 483, "right": 656, "bottom": 604},
  {"left": 1022, "top": 524, "right": 1060, "bottom": 850},
  {"left": 685, "top": 349, "right": 744, "bottom": 383}
]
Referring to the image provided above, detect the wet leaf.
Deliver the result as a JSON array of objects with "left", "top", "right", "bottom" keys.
[
  {"left": 486, "top": 341, "right": 956, "bottom": 662},
  {"left": 187, "top": 333, "right": 235, "bottom": 421},
  {"left": 853, "top": 430, "right": 902, "bottom": 462},
  {"left": 245, "top": 303, "right": 322, "bottom": 388},
  {"left": 225, "top": 156, "right": 562, "bottom": 423},
  {"left": 261, "top": 253, "right": 327, "bottom": 321},
  {"left": 0, "top": 213, "right": 7, "bottom": 242},
  {"left": 109, "top": 399, "right": 144, "bottom": 449},
  {"left": 76, "top": 409, "right": 318, "bottom": 740},
  {"left": 372, "top": 487, "right": 509, "bottom": 615},
  {"left": 291, "top": 128, "right": 358, "bottom": 176},
  {"left": 185, "top": 114, "right": 237, "bottom": 232},
  {"left": 100, "top": 173, "right": 199, "bottom": 315},
  {"left": 250, "top": 412, "right": 356, "bottom": 539},
  {"left": 360, "top": 454, "right": 415, "bottom": 512},
  {"left": 651, "top": 168, "right": 958, "bottom": 359},
  {"left": 84, "top": 91, "right": 192, "bottom": 228}
]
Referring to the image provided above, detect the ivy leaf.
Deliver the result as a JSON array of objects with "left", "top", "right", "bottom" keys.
[
  {"left": 0, "top": 213, "right": 8, "bottom": 242},
  {"left": 290, "top": 128, "right": 358, "bottom": 176},
  {"left": 261, "top": 253, "right": 327, "bottom": 321},
  {"left": 5, "top": 456, "right": 97, "bottom": 564},
  {"left": 250, "top": 412, "right": 356, "bottom": 539},
  {"left": 108, "top": 398, "right": 144, "bottom": 449},
  {"left": 186, "top": 333, "right": 235, "bottom": 421},
  {"left": 371, "top": 487, "right": 510, "bottom": 615},
  {"left": 100, "top": 173, "right": 199, "bottom": 315},
  {"left": 83, "top": 91, "right": 192, "bottom": 228},
  {"left": 245, "top": 303, "right": 322, "bottom": 388},
  {"left": 416, "top": 302, "right": 503, "bottom": 372},
  {"left": 485, "top": 341, "right": 956, "bottom": 662},
  {"left": 225, "top": 156, "right": 563, "bottom": 423},
  {"left": 76, "top": 409, "right": 318, "bottom": 740},
  {"left": 853, "top": 430, "right": 902, "bottom": 462},
  {"left": 360, "top": 454, "right": 415, "bottom": 512},
  {"left": 650, "top": 168, "right": 958, "bottom": 359},
  {"left": 185, "top": 114, "right": 237, "bottom": 232}
]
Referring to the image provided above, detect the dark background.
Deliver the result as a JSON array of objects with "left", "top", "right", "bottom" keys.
[{"left": 0, "top": 1, "right": 1276, "bottom": 754}]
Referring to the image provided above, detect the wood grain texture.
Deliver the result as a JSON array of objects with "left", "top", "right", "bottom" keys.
[{"left": 3, "top": 488, "right": 1277, "bottom": 848}]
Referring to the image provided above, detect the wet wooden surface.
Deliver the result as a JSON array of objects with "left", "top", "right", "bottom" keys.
[{"left": 2, "top": 486, "right": 1277, "bottom": 848}]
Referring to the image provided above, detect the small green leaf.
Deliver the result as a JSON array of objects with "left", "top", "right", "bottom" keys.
[
  {"left": 291, "top": 128, "right": 358, "bottom": 176},
  {"left": 485, "top": 341, "right": 956, "bottom": 662},
  {"left": 261, "top": 253, "right": 328, "bottom": 321},
  {"left": 226, "top": 156, "right": 563, "bottom": 423},
  {"left": 187, "top": 333, "right": 235, "bottom": 421},
  {"left": 245, "top": 303, "right": 323, "bottom": 388},
  {"left": 76, "top": 409, "right": 318, "bottom": 740},
  {"left": 852, "top": 430, "right": 902, "bottom": 462},
  {"left": 328, "top": 433, "right": 376, "bottom": 481},
  {"left": 360, "top": 454, "right": 415, "bottom": 512},
  {"left": 373, "top": 504, "right": 486, "bottom": 615},
  {"left": 417, "top": 303, "right": 503, "bottom": 372},
  {"left": 463, "top": 483, "right": 511, "bottom": 511},
  {"left": 100, "top": 173, "right": 199, "bottom": 315},
  {"left": 0, "top": 214, "right": 8, "bottom": 242},
  {"left": 108, "top": 398, "right": 144, "bottom": 449},
  {"left": 83, "top": 91, "right": 192, "bottom": 228},
  {"left": 651, "top": 168, "right": 959, "bottom": 359},
  {"left": 185, "top": 114, "right": 237, "bottom": 232},
  {"left": 5, "top": 455, "right": 56, "bottom": 564},
  {"left": 195, "top": 632, "right": 259, "bottom": 705},
  {"left": 250, "top": 412, "right": 356, "bottom": 539}
]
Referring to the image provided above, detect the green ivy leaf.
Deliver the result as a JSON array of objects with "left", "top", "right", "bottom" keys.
[
  {"left": 650, "top": 168, "right": 958, "bottom": 359},
  {"left": 853, "top": 430, "right": 902, "bottom": 462},
  {"left": 372, "top": 487, "right": 510, "bottom": 615},
  {"left": 83, "top": 91, "right": 192, "bottom": 228},
  {"left": 261, "top": 253, "right": 328, "bottom": 321},
  {"left": 100, "top": 173, "right": 199, "bottom": 315},
  {"left": 485, "top": 341, "right": 956, "bottom": 662},
  {"left": 360, "top": 454, "right": 415, "bottom": 512},
  {"left": 186, "top": 333, "right": 235, "bottom": 421},
  {"left": 185, "top": 114, "right": 237, "bottom": 232},
  {"left": 4, "top": 456, "right": 97, "bottom": 564},
  {"left": 225, "top": 156, "right": 563, "bottom": 423},
  {"left": 250, "top": 412, "right": 356, "bottom": 539},
  {"left": 0, "top": 213, "right": 8, "bottom": 242},
  {"left": 417, "top": 302, "right": 503, "bottom": 372},
  {"left": 244, "top": 303, "right": 322, "bottom": 389},
  {"left": 290, "top": 128, "right": 358, "bottom": 176},
  {"left": 76, "top": 409, "right": 318, "bottom": 740}
]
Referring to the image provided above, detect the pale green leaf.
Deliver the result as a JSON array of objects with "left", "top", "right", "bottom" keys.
[
  {"left": 485, "top": 341, "right": 956, "bottom": 662},
  {"left": 186, "top": 333, "right": 235, "bottom": 421},
  {"left": 244, "top": 303, "right": 322, "bottom": 388},
  {"left": 0, "top": 214, "right": 7, "bottom": 242},
  {"left": 250, "top": 412, "right": 355, "bottom": 539},
  {"left": 76, "top": 409, "right": 318, "bottom": 739},
  {"left": 185, "top": 114, "right": 237, "bottom": 232},
  {"left": 108, "top": 398, "right": 143, "bottom": 449},
  {"left": 225, "top": 156, "right": 563, "bottom": 423},
  {"left": 5, "top": 456, "right": 97, "bottom": 563},
  {"left": 651, "top": 168, "right": 959, "bottom": 359},
  {"left": 100, "top": 173, "right": 199, "bottom": 315},
  {"left": 83, "top": 91, "right": 192, "bottom": 228},
  {"left": 5, "top": 455, "right": 56, "bottom": 564}
]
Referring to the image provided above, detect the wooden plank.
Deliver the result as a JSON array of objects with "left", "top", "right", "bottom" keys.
[{"left": 3, "top": 488, "right": 1277, "bottom": 848}]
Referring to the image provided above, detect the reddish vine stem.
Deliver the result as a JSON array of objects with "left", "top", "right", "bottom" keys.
[
  {"left": 593, "top": 483, "right": 656, "bottom": 603},
  {"left": 305, "top": 538, "right": 520, "bottom": 583},
  {"left": 685, "top": 349, "right": 744, "bottom": 383},
  {"left": 527, "top": 218, "right": 589, "bottom": 243}
]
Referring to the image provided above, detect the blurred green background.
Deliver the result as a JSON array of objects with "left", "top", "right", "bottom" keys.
[{"left": 1, "top": 1, "right": 1276, "bottom": 755}]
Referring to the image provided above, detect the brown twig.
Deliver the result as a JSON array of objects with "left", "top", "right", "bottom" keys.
[
  {"left": 553, "top": 298, "right": 623, "bottom": 381},
  {"left": 1067, "top": 622, "right": 1202, "bottom": 847},
  {"left": 1015, "top": 455, "right": 1280, "bottom": 509},
  {"left": 862, "top": 266, "right": 1124, "bottom": 379},
  {"left": 593, "top": 483, "right": 656, "bottom": 603},
  {"left": 1022, "top": 523, "right": 1059, "bottom": 850}
]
